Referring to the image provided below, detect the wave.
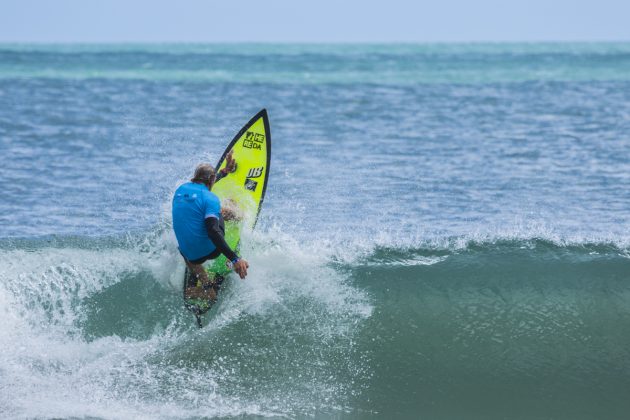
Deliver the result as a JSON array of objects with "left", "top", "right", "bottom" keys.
[{"left": 1, "top": 231, "right": 629, "bottom": 418}]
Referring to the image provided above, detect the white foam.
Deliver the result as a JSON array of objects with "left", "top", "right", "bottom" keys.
[
  {"left": 0, "top": 246, "right": 148, "bottom": 333},
  {"left": 0, "top": 225, "right": 374, "bottom": 418}
]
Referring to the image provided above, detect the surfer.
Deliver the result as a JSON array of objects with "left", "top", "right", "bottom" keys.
[{"left": 172, "top": 151, "right": 249, "bottom": 301}]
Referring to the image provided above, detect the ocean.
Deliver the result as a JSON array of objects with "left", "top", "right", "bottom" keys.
[{"left": 1, "top": 43, "right": 629, "bottom": 419}]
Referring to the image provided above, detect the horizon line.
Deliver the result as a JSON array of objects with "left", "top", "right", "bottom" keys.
[{"left": 1, "top": 39, "right": 630, "bottom": 45}]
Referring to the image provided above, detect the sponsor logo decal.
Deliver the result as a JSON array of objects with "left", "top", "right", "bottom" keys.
[
  {"left": 242, "top": 131, "right": 265, "bottom": 150},
  {"left": 244, "top": 178, "right": 258, "bottom": 192},
  {"left": 246, "top": 167, "right": 264, "bottom": 178}
]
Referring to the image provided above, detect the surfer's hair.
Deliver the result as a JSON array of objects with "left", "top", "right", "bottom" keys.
[{"left": 191, "top": 163, "right": 216, "bottom": 184}]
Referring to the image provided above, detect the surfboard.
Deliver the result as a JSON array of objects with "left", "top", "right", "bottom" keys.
[{"left": 183, "top": 109, "right": 271, "bottom": 327}]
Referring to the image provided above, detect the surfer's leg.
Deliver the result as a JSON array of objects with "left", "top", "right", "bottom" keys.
[{"left": 183, "top": 260, "right": 217, "bottom": 301}]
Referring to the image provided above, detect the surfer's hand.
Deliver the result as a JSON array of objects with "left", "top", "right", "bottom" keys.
[
  {"left": 224, "top": 150, "right": 237, "bottom": 174},
  {"left": 233, "top": 259, "right": 249, "bottom": 279}
]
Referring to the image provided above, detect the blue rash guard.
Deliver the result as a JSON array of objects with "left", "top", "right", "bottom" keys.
[{"left": 172, "top": 182, "right": 221, "bottom": 261}]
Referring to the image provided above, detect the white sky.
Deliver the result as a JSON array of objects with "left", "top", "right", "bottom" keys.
[{"left": 1, "top": 0, "right": 629, "bottom": 43}]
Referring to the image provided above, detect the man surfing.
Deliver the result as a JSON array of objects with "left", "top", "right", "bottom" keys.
[{"left": 172, "top": 150, "right": 249, "bottom": 302}]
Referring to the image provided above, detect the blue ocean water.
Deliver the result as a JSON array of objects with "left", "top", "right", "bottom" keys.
[{"left": 1, "top": 43, "right": 630, "bottom": 419}]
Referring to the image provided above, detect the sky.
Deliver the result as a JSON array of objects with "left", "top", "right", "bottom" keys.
[{"left": 1, "top": 0, "right": 630, "bottom": 43}]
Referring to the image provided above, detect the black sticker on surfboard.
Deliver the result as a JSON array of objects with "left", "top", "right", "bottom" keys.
[
  {"left": 244, "top": 178, "right": 258, "bottom": 191},
  {"left": 243, "top": 131, "right": 265, "bottom": 150}
]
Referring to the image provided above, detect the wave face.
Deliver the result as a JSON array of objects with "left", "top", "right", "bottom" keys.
[
  {"left": 1, "top": 43, "right": 630, "bottom": 419},
  {"left": 351, "top": 240, "right": 630, "bottom": 419}
]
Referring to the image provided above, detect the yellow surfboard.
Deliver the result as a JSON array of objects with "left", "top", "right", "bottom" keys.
[
  {"left": 183, "top": 109, "right": 271, "bottom": 324},
  {"left": 207, "top": 109, "right": 271, "bottom": 275}
]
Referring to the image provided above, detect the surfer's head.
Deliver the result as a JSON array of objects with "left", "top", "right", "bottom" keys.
[{"left": 191, "top": 163, "right": 216, "bottom": 188}]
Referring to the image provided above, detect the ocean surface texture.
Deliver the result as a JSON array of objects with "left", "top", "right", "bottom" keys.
[{"left": 1, "top": 43, "right": 629, "bottom": 419}]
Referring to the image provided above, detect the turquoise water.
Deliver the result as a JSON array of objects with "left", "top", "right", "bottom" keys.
[
  {"left": 1, "top": 43, "right": 630, "bottom": 419},
  {"left": 2, "top": 43, "right": 630, "bottom": 83}
]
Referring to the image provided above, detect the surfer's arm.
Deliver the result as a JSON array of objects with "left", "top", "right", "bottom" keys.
[
  {"left": 204, "top": 217, "right": 239, "bottom": 262},
  {"left": 215, "top": 171, "right": 227, "bottom": 183}
]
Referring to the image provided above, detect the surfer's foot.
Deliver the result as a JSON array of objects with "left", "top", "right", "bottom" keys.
[{"left": 185, "top": 285, "right": 217, "bottom": 301}]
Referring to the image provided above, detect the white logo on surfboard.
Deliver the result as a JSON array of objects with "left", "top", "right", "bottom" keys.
[{"left": 247, "top": 167, "right": 264, "bottom": 178}]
